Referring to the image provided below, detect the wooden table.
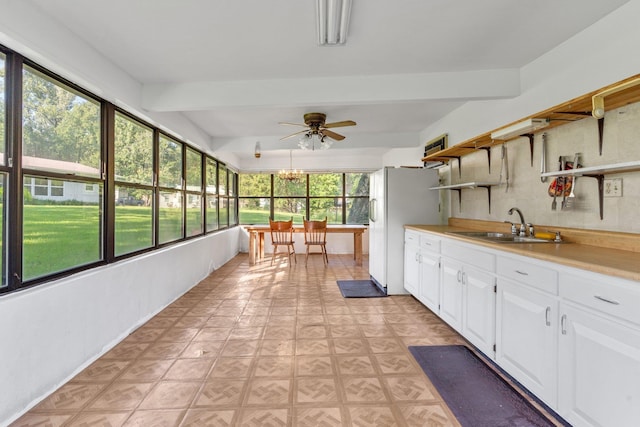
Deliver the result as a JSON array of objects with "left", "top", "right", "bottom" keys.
[{"left": 244, "top": 224, "right": 367, "bottom": 266}]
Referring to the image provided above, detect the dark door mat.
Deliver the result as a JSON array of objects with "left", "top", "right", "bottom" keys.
[
  {"left": 336, "top": 280, "right": 387, "bottom": 298},
  {"left": 409, "top": 345, "right": 566, "bottom": 427}
]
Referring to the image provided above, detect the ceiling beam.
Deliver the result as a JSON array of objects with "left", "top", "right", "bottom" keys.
[{"left": 142, "top": 69, "right": 521, "bottom": 112}]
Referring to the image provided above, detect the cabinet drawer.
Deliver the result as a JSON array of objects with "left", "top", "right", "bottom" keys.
[
  {"left": 497, "top": 256, "right": 558, "bottom": 294},
  {"left": 560, "top": 271, "right": 640, "bottom": 326},
  {"left": 442, "top": 241, "right": 495, "bottom": 272},
  {"left": 420, "top": 234, "right": 440, "bottom": 252},
  {"left": 405, "top": 230, "right": 420, "bottom": 245}
]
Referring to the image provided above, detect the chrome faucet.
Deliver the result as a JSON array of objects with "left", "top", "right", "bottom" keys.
[{"left": 507, "top": 207, "right": 527, "bottom": 236}]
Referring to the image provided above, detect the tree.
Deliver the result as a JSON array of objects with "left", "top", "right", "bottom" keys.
[{"left": 22, "top": 67, "right": 100, "bottom": 172}]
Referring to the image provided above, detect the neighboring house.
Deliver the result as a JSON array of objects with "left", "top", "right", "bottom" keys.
[{"left": 21, "top": 155, "right": 101, "bottom": 203}]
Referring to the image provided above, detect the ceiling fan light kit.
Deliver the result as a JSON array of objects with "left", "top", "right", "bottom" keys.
[
  {"left": 299, "top": 132, "right": 333, "bottom": 150},
  {"left": 317, "top": 0, "right": 352, "bottom": 46}
]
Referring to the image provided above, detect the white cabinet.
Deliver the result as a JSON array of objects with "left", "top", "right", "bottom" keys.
[
  {"left": 440, "top": 257, "right": 464, "bottom": 331},
  {"left": 496, "top": 277, "right": 558, "bottom": 407},
  {"left": 558, "top": 270, "right": 640, "bottom": 427},
  {"left": 441, "top": 241, "right": 496, "bottom": 357},
  {"left": 403, "top": 231, "right": 420, "bottom": 295},
  {"left": 418, "top": 249, "right": 440, "bottom": 313},
  {"left": 496, "top": 254, "right": 559, "bottom": 407},
  {"left": 462, "top": 264, "right": 497, "bottom": 358},
  {"left": 403, "top": 230, "right": 441, "bottom": 313}
]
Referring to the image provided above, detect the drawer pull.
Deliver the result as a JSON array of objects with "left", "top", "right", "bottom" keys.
[
  {"left": 545, "top": 306, "right": 551, "bottom": 326},
  {"left": 423, "top": 241, "right": 432, "bottom": 246},
  {"left": 594, "top": 295, "right": 620, "bottom": 305},
  {"left": 515, "top": 270, "right": 529, "bottom": 276},
  {"left": 561, "top": 314, "right": 567, "bottom": 335}
]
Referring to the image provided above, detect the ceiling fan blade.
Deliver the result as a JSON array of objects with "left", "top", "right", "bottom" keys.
[
  {"left": 279, "top": 122, "right": 308, "bottom": 127},
  {"left": 280, "top": 129, "right": 308, "bottom": 140},
  {"left": 322, "top": 129, "right": 346, "bottom": 141},
  {"left": 323, "top": 120, "right": 356, "bottom": 128}
]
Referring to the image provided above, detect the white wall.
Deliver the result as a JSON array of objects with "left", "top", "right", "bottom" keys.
[
  {"left": 0, "top": 1, "right": 213, "bottom": 156},
  {"left": 413, "top": 0, "right": 640, "bottom": 233},
  {"left": 0, "top": 4, "right": 245, "bottom": 425},
  {"left": 1, "top": 1, "right": 640, "bottom": 424},
  {"left": 439, "top": 101, "right": 640, "bottom": 233},
  {"left": 419, "top": 0, "right": 640, "bottom": 152},
  {"left": 0, "top": 228, "right": 240, "bottom": 425}
]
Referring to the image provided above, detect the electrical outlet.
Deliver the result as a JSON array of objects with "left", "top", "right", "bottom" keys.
[{"left": 604, "top": 178, "right": 622, "bottom": 197}]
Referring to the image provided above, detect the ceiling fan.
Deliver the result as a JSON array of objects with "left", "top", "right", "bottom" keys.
[{"left": 279, "top": 113, "right": 356, "bottom": 147}]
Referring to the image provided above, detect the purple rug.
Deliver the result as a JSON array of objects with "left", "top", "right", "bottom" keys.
[{"left": 409, "top": 345, "right": 563, "bottom": 427}]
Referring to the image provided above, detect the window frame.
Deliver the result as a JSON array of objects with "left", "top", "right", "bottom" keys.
[
  {"left": 238, "top": 172, "right": 370, "bottom": 226},
  {"left": 0, "top": 45, "right": 240, "bottom": 294}
]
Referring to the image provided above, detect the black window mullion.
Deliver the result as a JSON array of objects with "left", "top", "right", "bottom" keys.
[
  {"left": 181, "top": 141, "right": 186, "bottom": 239},
  {"left": 153, "top": 129, "right": 160, "bottom": 248},
  {"left": 103, "top": 103, "right": 115, "bottom": 262},
  {"left": 6, "top": 51, "right": 23, "bottom": 290},
  {"left": 269, "top": 174, "right": 274, "bottom": 220},
  {"left": 305, "top": 174, "right": 310, "bottom": 220},
  {"left": 342, "top": 173, "right": 347, "bottom": 224}
]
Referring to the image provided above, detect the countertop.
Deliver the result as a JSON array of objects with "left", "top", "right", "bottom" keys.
[{"left": 405, "top": 224, "right": 640, "bottom": 283}]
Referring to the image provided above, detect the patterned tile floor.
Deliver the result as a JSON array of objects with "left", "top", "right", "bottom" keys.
[{"left": 10, "top": 253, "right": 555, "bottom": 426}]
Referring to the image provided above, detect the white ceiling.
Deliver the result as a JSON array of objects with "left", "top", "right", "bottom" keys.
[{"left": 29, "top": 0, "right": 630, "bottom": 160}]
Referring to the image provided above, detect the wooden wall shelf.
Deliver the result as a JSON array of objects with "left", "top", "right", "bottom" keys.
[
  {"left": 430, "top": 182, "right": 504, "bottom": 214},
  {"left": 541, "top": 161, "right": 640, "bottom": 220},
  {"left": 421, "top": 74, "right": 640, "bottom": 165}
]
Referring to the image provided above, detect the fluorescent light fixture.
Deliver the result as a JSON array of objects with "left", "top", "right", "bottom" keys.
[
  {"left": 491, "top": 118, "right": 550, "bottom": 140},
  {"left": 317, "top": 0, "right": 352, "bottom": 45}
]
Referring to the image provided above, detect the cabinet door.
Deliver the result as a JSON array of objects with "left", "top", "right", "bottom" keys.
[
  {"left": 440, "top": 258, "right": 463, "bottom": 331},
  {"left": 462, "top": 265, "right": 495, "bottom": 357},
  {"left": 496, "top": 278, "right": 558, "bottom": 407},
  {"left": 418, "top": 251, "right": 440, "bottom": 314},
  {"left": 403, "top": 241, "right": 420, "bottom": 296},
  {"left": 558, "top": 303, "right": 640, "bottom": 427}
]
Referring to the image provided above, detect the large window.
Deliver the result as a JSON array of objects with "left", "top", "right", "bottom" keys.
[
  {"left": 205, "top": 157, "right": 218, "bottom": 232},
  {"left": 158, "top": 135, "right": 183, "bottom": 244},
  {"left": 185, "top": 147, "right": 203, "bottom": 237},
  {"left": 274, "top": 175, "right": 306, "bottom": 224},
  {"left": 345, "top": 172, "right": 370, "bottom": 224},
  {"left": 218, "top": 164, "right": 228, "bottom": 228},
  {"left": 239, "top": 172, "right": 369, "bottom": 225},
  {"left": 114, "top": 112, "right": 154, "bottom": 256},
  {"left": 309, "top": 173, "right": 342, "bottom": 224},
  {"left": 238, "top": 173, "right": 271, "bottom": 224},
  {"left": 22, "top": 64, "right": 103, "bottom": 281},
  {"left": 0, "top": 46, "right": 239, "bottom": 293}
]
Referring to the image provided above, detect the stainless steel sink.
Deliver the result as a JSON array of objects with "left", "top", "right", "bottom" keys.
[{"left": 446, "top": 231, "right": 555, "bottom": 243}]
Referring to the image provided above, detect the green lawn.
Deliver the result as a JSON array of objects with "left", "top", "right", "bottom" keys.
[
  {"left": 17, "top": 204, "right": 348, "bottom": 282},
  {"left": 21, "top": 205, "right": 202, "bottom": 281}
]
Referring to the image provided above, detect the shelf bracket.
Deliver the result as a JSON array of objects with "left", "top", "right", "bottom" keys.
[
  {"left": 439, "top": 156, "right": 462, "bottom": 178},
  {"left": 478, "top": 185, "right": 493, "bottom": 214},
  {"left": 597, "top": 117, "right": 604, "bottom": 155},
  {"left": 525, "top": 133, "right": 534, "bottom": 166},
  {"left": 478, "top": 147, "right": 491, "bottom": 173},
  {"left": 452, "top": 188, "right": 462, "bottom": 212},
  {"left": 583, "top": 174, "right": 605, "bottom": 220}
]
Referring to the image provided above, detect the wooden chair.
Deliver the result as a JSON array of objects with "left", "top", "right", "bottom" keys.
[
  {"left": 269, "top": 218, "right": 296, "bottom": 266},
  {"left": 303, "top": 217, "right": 328, "bottom": 266}
]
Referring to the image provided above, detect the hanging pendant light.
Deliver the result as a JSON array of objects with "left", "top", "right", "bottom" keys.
[{"left": 278, "top": 150, "right": 303, "bottom": 182}]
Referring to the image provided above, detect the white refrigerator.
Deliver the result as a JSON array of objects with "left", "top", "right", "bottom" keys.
[{"left": 369, "top": 167, "right": 441, "bottom": 295}]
